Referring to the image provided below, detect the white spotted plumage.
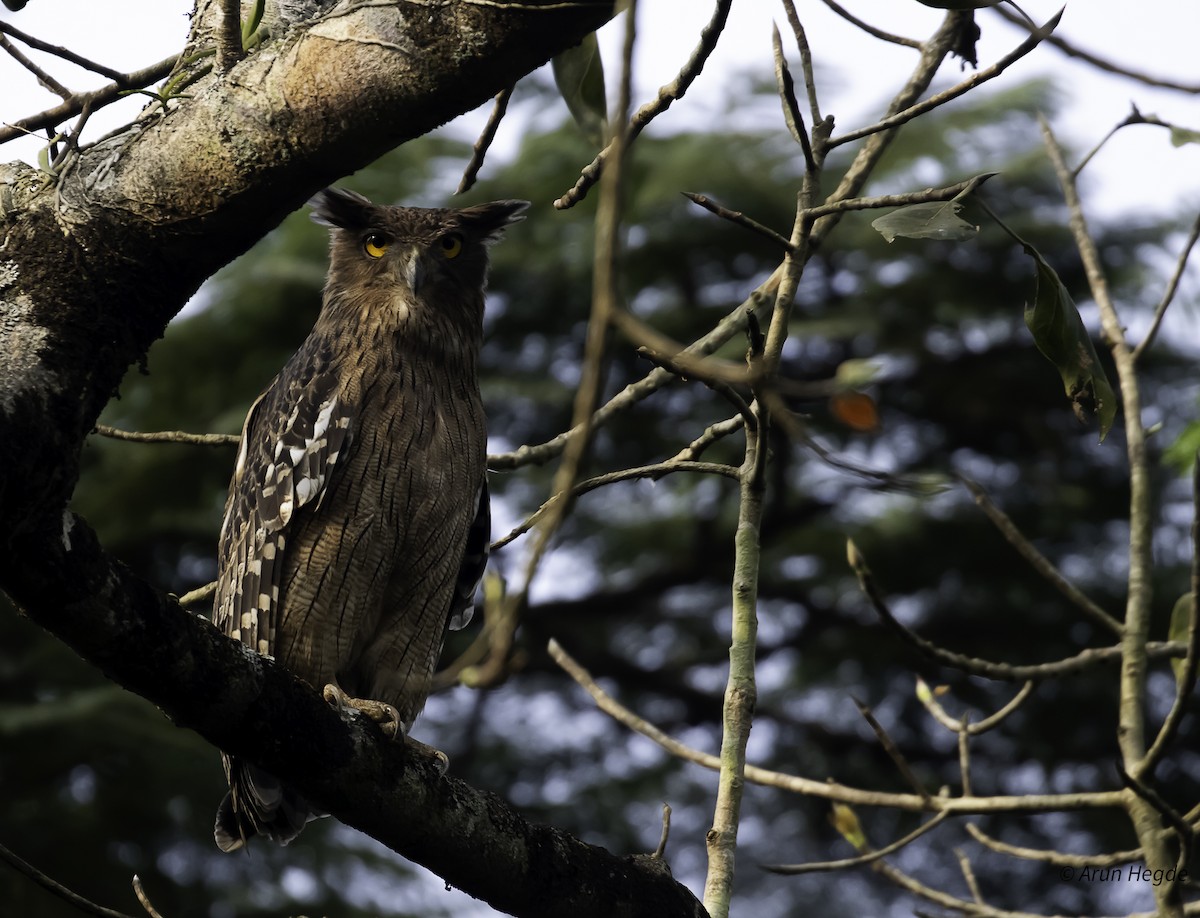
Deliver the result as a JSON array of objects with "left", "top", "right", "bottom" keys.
[{"left": 211, "top": 187, "right": 526, "bottom": 853}]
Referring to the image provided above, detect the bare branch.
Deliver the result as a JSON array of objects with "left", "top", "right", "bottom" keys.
[
  {"left": 827, "top": 10, "right": 1063, "bottom": 150},
  {"left": 490, "top": 460, "right": 740, "bottom": 552},
  {"left": 958, "top": 475, "right": 1121, "bottom": 636},
  {"left": 682, "top": 192, "right": 794, "bottom": 252},
  {"left": 762, "top": 811, "right": 950, "bottom": 875},
  {"left": 965, "top": 822, "right": 1141, "bottom": 869},
  {"left": 847, "top": 539, "right": 1185, "bottom": 682},
  {"left": 0, "top": 54, "right": 177, "bottom": 146},
  {"left": 555, "top": 0, "right": 732, "bottom": 209},
  {"left": 548, "top": 638, "right": 1128, "bottom": 816},
  {"left": 994, "top": 4, "right": 1200, "bottom": 94},
  {"left": 852, "top": 696, "right": 932, "bottom": 802},
  {"left": 457, "top": 85, "right": 514, "bottom": 194},
  {"left": 487, "top": 269, "right": 781, "bottom": 471},
  {"left": 653, "top": 804, "right": 672, "bottom": 859},
  {"left": 815, "top": 0, "right": 921, "bottom": 49},
  {"left": 93, "top": 425, "right": 239, "bottom": 446},
  {"left": 0, "top": 841, "right": 138, "bottom": 918},
  {"left": 778, "top": 0, "right": 822, "bottom": 125},
  {"left": 177, "top": 581, "right": 217, "bottom": 609},
  {"left": 131, "top": 876, "right": 165, "bottom": 918},
  {"left": 916, "top": 677, "right": 1036, "bottom": 736},
  {"left": 0, "top": 21, "right": 127, "bottom": 81},
  {"left": 667, "top": 415, "right": 745, "bottom": 465},
  {"left": 1133, "top": 211, "right": 1200, "bottom": 363},
  {"left": 0, "top": 33, "right": 71, "bottom": 99}
]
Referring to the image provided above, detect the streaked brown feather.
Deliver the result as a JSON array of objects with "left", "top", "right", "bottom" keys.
[{"left": 212, "top": 189, "right": 526, "bottom": 850}]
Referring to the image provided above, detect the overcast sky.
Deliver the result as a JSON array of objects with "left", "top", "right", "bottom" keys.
[{"left": 1, "top": 1, "right": 1197, "bottom": 220}]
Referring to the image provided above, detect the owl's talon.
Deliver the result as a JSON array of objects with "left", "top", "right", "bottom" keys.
[
  {"left": 323, "top": 683, "right": 402, "bottom": 738},
  {"left": 403, "top": 735, "right": 450, "bottom": 775}
]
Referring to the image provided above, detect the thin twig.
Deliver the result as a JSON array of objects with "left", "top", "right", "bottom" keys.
[
  {"left": 1140, "top": 457, "right": 1200, "bottom": 778},
  {"left": 487, "top": 271, "right": 780, "bottom": 471},
  {"left": 958, "top": 475, "right": 1121, "bottom": 636},
  {"left": 682, "top": 192, "right": 794, "bottom": 252},
  {"left": 634, "top": 344, "right": 757, "bottom": 430},
  {"left": 667, "top": 415, "right": 745, "bottom": 465},
  {"left": 965, "top": 822, "right": 1141, "bottom": 869},
  {"left": 497, "top": 0, "right": 638, "bottom": 630},
  {"left": 0, "top": 842, "right": 138, "bottom": 918},
  {"left": 955, "top": 848, "right": 985, "bottom": 905},
  {"left": 131, "top": 876, "right": 164, "bottom": 918},
  {"left": 826, "top": 9, "right": 1063, "bottom": 150},
  {"left": 0, "top": 33, "right": 71, "bottom": 98},
  {"left": 851, "top": 696, "right": 931, "bottom": 802},
  {"left": 457, "top": 85, "right": 514, "bottom": 194},
  {"left": 957, "top": 715, "right": 972, "bottom": 796},
  {"left": 761, "top": 811, "right": 950, "bottom": 874},
  {"left": 93, "top": 425, "right": 239, "bottom": 446},
  {"left": 1133, "top": 211, "right": 1200, "bottom": 363},
  {"left": 847, "top": 538, "right": 1185, "bottom": 682},
  {"left": 177, "top": 581, "right": 217, "bottom": 608},
  {"left": 779, "top": 0, "right": 822, "bottom": 126},
  {"left": 0, "top": 21, "right": 127, "bottom": 81},
  {"left": 994, "top": 4, "right": 1200, "bottom": 94},
  {"left": 556, "top": 0, "right": 732, "bottom": 209},
  {"left": 916, "top": 677, "right": 1036, "bottom": 736},
  {"left": 816, "top": 0, "right": 921, "bottom": 49},
  {"left": 490, "top": 460, "right": 739, "bottom": 552},
  {"left": 0, "top": 54, "right": 178, "bottom": 146},
  {"left": 547, "top": 638, "right": 1128, "bottom": 815},
  {"left": 653, "top": 804, "right": 671, "bottom": 859},
  {"left": 805, "top": 174, "right": 996, "bottom": 222}
]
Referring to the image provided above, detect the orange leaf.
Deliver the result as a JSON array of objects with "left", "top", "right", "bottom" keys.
[{"left": 830, "top": 392, "right": 880, "bottom": 432}]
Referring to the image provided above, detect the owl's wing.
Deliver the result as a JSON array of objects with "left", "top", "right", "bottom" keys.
[
  {"left": 215, "top": 362, "right": 353, "bottom": 658},
  {"left": 447, "top": 481, "right": 489, "bottom": 631}
]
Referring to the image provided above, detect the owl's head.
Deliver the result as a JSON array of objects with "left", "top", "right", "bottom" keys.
[{"left": 309, "top": 188, "right": 528, "bottom": 317}]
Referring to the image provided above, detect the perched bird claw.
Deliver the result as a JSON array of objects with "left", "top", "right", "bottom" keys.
[
  {"left": 403, "top": 735, "right": 451, "bottom": 775},
  {"left": 323, "top": 683, "right": 402, "bottom": 738},
  {"left": 323, "top": 683, "right": 449, "bottom": 772}
]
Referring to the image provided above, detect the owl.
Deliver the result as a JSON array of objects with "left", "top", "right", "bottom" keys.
[{"left": 212, "top": 187, "right": 528, "bottom": 852}]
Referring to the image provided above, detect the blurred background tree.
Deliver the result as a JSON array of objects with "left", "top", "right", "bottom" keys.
[
  {"left": 4, "top": 49, "right": 1196, "bottom": 914},
  {"left": 7, "top": 0, "right": 1200, "bottom": 911}
]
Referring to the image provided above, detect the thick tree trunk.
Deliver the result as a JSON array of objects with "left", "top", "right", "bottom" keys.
[{"left": 0, "top": 3, "right": 707, "bottom": 915}]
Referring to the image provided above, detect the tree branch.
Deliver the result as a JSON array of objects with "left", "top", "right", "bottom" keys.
[{"left": 1, "top": 517, "right": 707, "bottom": 918}]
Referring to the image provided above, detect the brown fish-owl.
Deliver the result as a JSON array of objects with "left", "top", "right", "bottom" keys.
[{"left": 212, "top": 188, "right": 527, "bottom": 851}]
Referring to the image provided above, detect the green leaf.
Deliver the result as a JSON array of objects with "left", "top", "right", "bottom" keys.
[
  {"left": 1168, "top": 593, "right": 1195, "bottom": 687},
  {"left": 1164, "top": 421, "right": 1200, "bottom": 475},
  {"left": 871, "top": 200, "right": 979, "bottom": 243},
  {"left": 982, "top": 205, "right": 1118, "bottom": 441},
  {"left": 552, "top": 33, "right": 608, "bottom": 147},
  {"left": 1020, "top": 243, "right": 1117, "bottom": 440},
  {"left": 1169, "top": 125, "right": 1200, "bottom": 148}
]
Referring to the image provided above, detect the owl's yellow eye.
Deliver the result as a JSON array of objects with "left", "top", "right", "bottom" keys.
[
  {"left": 363, "top": 234, "right": 389, "bottom": 258},
  {"left": 439, "top": 234, "right": 464, "bottom": 259}
]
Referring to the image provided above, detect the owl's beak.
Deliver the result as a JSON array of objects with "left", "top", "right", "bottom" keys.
[{"left": 399, "top": 246, "right": 425, "bottom": 294}]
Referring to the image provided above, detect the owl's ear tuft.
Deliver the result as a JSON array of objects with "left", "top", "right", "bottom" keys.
[
  {"left": 309, "top": 187, "right": 375, "bottom": 229},
  {"left": 458, "top": 200, "right": 530, "bottom": 243}
]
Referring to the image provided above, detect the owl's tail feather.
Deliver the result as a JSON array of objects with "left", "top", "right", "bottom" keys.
[{"left": 214, "top": 757, "right": 316, "bottom": 852}]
